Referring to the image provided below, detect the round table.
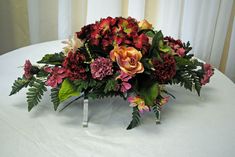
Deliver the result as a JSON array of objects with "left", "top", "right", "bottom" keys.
[{"left": 1, "top": 41, "right": 235, "bottom": 157}]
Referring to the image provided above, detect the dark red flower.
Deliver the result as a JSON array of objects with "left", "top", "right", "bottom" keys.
[
  {"left": 76, "top": 24, "right": 94, "bottom": 40},
  {"left": 99, "top": 17, "right": 116, "bottom": 35},
  {"left": 134, "top": 33, "right": 150, "bottom": 54},
  {"left": 118, "top": 17, "right": 138, "bottom": 37},
  {"left": 152, "top": 54, "right": 176, "bottom": 83},
  {"left": 62, "top": 51, "right": 87, "bottom": 80},
  {"left": 75, "top": 17, "right": 150, "bottom": 54}
]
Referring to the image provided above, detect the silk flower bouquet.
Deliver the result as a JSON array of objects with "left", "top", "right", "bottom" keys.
[{"left": 10, "top": 17, "right": 214, "bottom": 129}]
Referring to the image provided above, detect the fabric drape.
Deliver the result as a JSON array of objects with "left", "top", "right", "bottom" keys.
[{"left": 0, "top": 0, "right": 234, "bottom": 82}]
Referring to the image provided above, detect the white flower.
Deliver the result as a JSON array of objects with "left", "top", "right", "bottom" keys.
[{"left": 62, "top": 33, "right": 83, "bottom": 55}]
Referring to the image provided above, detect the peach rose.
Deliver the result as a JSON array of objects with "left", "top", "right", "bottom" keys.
[
  {"left": 110, "top": 46, "right": 144, "bottom": 75},
  {"left": 138, "top": 19, "right": 152, "bottom": 30}
]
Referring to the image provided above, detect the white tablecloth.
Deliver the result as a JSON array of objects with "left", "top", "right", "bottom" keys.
[{"left": 1, "top": 41, "right": 235, "bottom": 157}]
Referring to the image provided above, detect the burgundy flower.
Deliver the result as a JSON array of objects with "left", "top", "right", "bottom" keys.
[
  {"left": 24, "top": 60, "right": 32, "bottom": 79},
  {"left": 44, "top": 66, "right": 68, "bottom": 88},
  {"left": 62, "top": 51, "right": 87, "bottom": 80},
  {"left": 99, "top": 17, "right": 116, "bottom": 35},
  {"left": 118, "top": 17, "right": 138, "bottom": 37},
  {"left": 90, "top": 57, "right": 113, "bottom": 80},
  {"left": 152, "top": 54, "right": 176, "bottom": 83},
  {"left": 201, "top": 63, "right": 214, "bottom": 85},
  {"left": 75, "top": 17, "right": 150, "bottom": 54},
  {"left": 134, "top": 33, "right": 150, "bottom": 54},
  {"left": 76, "top": 24, "right": 95, "bottom": 40},
  {"left": 164, "top": 36, "right": 186, "bottom": 57}
]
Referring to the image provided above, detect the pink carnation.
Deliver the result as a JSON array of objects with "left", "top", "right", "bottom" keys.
[
  {"left": 90, "top": 57, "right": 113, "bottom": 80},
  {"left": 44, "top": 66, "right": 68, "bottom": 88},
  {"left": 24, "top": 60, "right": 32, "bottom": 79},
  {"left": 201, "top": 63, "right": 214, "bottom": 85}
]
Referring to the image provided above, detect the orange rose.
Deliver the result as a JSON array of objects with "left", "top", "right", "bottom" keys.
[
  {"left": 110, "top": 46, "right": 144, "bottom": 75},
  {"left": 138, "top": 19, "right": 152, "bottom": 30}
]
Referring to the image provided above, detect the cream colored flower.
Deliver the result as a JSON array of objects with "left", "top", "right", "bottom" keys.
[{"left": 62, "top": 33, "right": 83, "bottom": 55}]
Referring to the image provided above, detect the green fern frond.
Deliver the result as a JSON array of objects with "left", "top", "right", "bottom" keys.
[
  {"left": 174, "top": 69, "right": 202, "bottom": 96},
  {"left": 126, "top": 107, "right": 141, "bottom": 130},
  {"left": 104, "top": 79, "right": 118, "bottom": 94},
  {"left": 191, "top": 72, "right": 201, "bottom": 96},
  {"left": 9, "top": 77, "right": 30, "bottom": 96},
  {"left": 51, "top": 87, "right": 60, "bottom": 111},
  {"left": 152, "top": 104, "right": 161, "bottom": 124},
  {"left": 87, "top": 90, "right": 118, "bottom": 99},
  {"left": 179, "top": 71, "right": 193, "bottom": 91},
  {"left": 26, "top": 79, "right": 47, "bottom": 111}
]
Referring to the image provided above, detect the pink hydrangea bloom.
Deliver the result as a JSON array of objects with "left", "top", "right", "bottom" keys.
[
  {"left": 44, "top": 66, "right": 68, "bottom": 88},
  {"left": 201, "top": 63, "right": 214, "bottom": 85},
  {"left": 24, "top": 60, "right": 32, "bottom": 79},
  {"left": 116, "top": 71, "right": 132, "bottom": 93},
  {"left": 90, "top": 57, "right": 113, "bottom": 80}
]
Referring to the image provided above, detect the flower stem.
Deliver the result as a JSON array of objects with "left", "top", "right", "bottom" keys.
[
  {"left": 59, "top": 93, "right": 84, "bottom": 112},
  {"left": 85, "top": 43, "right": 94, "bottom": 63}
]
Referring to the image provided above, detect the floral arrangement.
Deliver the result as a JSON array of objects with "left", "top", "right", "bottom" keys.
[{"left": 10, "top": 17, "right": 214, "bottom": 129}]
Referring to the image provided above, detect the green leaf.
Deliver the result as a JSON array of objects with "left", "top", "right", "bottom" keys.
[
  {"left": 152, "top": 31, "right": 163, "bottom": 49},
  {"left": 172, "top": 56, "right": 203, "bottom": 96},
  {"left": 59, "top": 79, "right": 80, "bottom": 102},
  {"left": 88, "top": 90, "right": 119, "bottom": 100},
  {"left": 37, "top": 52, "right": 64, "bottom": 65},
  {"left": 141, "top": 58, "right": 152, "bottom": 69},
  {"left": 74, "top": 79, "right": 101, "bottom": 93},
  {"left": 191, "top": 72, "right": 201, "bottom": 96},
  {"left": 36, "top": 69, "right": 48, "bottom": 78},
  {"left": 127, "top": 107, "right": 141, "bottom": 130},
  {"left": 74, "top": 79, "right": 89, "bottom": 93},
  {"left": 104, "top": 79, "right": 118, "bottom": 94},
  {"left": 139, "top": 82, "right": 159, "bottom": 106},
  {"left": 175, "top": 56, "right": 196, "bottom": 69},
  {"left": 89, "top": 79, "right": 98, "bottom": 87},
  {"left": 159, "top": 40, "right": 172, "bottom": 53},
  {"left": 149, "top": 31, "right": 164, "bottom": 58},
  {"left": 183, "top": 41, "right": 192, "bottom": 55},
  {"left": 10, "top": 77, "right": 30, "bottom": 96},
  {"left": 51, "top": 87, "right": 60, "bottom": 111},
  {"left": 27, "top": 79, "right": 47, "bottom": 111},
  {"left": 173, "top": 69, "right": 202, "bottom": 96},
  {"left": 180, "top": 71, "right": 193, "bottom": 91},
  {"left": 140, "top": 29, "right": 155, "bottom": 37}
]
